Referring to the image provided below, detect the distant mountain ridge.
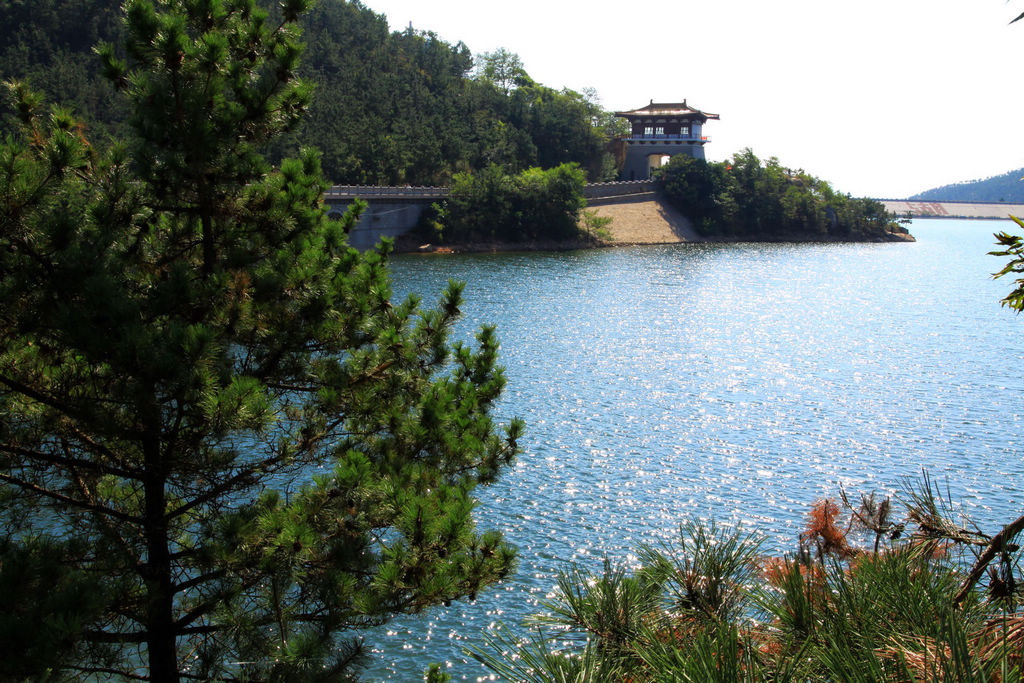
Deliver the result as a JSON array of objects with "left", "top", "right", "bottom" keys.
[{"left": 908, "top": 168, "right": 1024, "bottom": 202}]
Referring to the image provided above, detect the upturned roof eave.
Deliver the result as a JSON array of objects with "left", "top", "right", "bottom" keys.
[{"left": 614, "top": 102, "right": 719, "bottom": 120}]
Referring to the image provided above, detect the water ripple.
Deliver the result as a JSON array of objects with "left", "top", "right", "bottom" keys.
[{"left": 365, "top": 220, "right": 1024, "bottom": 679}]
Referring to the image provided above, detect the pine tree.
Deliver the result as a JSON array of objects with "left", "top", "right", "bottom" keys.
[{"left": 0, "top": 1, "right": 521, "bottom": 679}]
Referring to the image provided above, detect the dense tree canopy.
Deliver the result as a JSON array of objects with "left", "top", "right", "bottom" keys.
[
  {"left": 659, "top": 150, "right": 908, "bottom": 240},
  {"left": 435, "top": 163, "right": 589, "bottom": 244},
  {"left": 0, "top": 0, "right": 622, "bottom": 185},
  {"left": 273, "top": 10, "right": 618, "bottom": 184},
  {"left": 0, "top": 0, "right": 128, "bottom": 144},
  {"left": 0, "top": 0, "right": 521, "bottom": 679}
]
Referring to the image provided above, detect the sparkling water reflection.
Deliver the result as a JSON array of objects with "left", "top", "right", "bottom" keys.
[{"left": 364, "top": 219, "right": 1024, "bottom": 679}]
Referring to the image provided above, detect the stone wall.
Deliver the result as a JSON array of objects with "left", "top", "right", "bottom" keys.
[
  {"left": 620, "top": 143, "right": 704, "bottom": 181},
  {"left": 584, "top": 180, "right": 658, "bottom": 199},
  {"left": 324, "top": 196, "right": 434, "bottom": 251}
]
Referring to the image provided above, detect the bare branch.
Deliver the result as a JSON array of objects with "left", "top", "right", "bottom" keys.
[
  {"left": 66, "top": 666, "right": 150, "bottom": 681},
  {"left": 176, "top": 574, "right": 262, "bottom": 629},
  {"left": 954, "top": 514, "right": 1024, "bottom": 606},
  {"left": 173, "top": 569, "right": 227, "bottom": 595},
  {"left": 83, "top": 629, "right": 149, "bottom": 644},
  {"left": 166, "top": 458, "right": 281, "bottom": 521}
]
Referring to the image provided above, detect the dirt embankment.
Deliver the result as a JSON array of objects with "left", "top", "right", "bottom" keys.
[{"left": 586, "top": 193, "right": 705, "bottom": 244}]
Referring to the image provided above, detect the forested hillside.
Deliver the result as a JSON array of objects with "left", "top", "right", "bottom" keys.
[
  {"left": 0, "top": 0, "right": 128, "bottom": 142},
  {"left": 908, "top": 167, "right": 1024, "bottom": 202},
  {"left": 0, "top": 0, "right": 623, "bottom": 185}
]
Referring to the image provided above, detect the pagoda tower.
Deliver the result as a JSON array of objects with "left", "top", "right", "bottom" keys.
[{"left": 615, "top": 100, "right": 719, "bottom": 180}]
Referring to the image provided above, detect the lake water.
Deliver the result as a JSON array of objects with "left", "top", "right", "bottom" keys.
[{"left": 364, "top": 218, "right": 1024, "bottom": 680}]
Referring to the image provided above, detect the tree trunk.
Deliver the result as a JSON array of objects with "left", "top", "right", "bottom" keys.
[
  {"left": 142, "top": 412, "right": 179, "bottom": 683},
  {"left": 201, "top": 210, "right": 216, "bottom": 277}
]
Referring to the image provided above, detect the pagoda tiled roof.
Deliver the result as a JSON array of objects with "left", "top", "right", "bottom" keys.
[{"left": 614, "top": 101, "right": 719, "bottom": 120}]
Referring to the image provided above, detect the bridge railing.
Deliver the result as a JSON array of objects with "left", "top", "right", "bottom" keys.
[
  {"left": 325, "top": 185, "right": 450, "bottom": 200},
  {"left": 325, "top": 181, "right": 662, "bottom": 202},
  {"left": 618, "top": 134, "right": 711, "bottom": 142}
]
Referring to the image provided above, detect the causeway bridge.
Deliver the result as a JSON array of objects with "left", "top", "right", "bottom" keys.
[
  {"left": 324, "top": 184, "right": 1024, "bottom": 250},
  {"left": 324, "top": 181, "right": 659, "bottom": 249},
  {"left": 878, "top": 200, "right": 1024, "bottom": 221},
  {"left": 324, "top": 185, "right": 449, "bottom": 250}
]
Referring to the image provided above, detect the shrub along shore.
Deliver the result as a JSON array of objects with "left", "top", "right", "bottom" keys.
[{"left": 404, "top": 152, "right": 913, "bottom": 254}]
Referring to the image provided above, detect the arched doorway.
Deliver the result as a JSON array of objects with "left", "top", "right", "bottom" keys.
[{"left": 647, "top": 153, "right": 673, "bottom": 176}]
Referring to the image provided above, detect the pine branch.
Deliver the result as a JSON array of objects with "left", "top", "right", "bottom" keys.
[
  {"left": 173, "top": 569, "right": 227, "bottom": 595},
  {"left": 165, "top": 456, "right": 284, "bottom": 521},
  {"left": 953, "top": 513, "right": 1024, "bottom": 606},
  {"left": 261, "top": 382, "right": 320, "bottom": 393},
  {"left": 5, "top": 230, "right": 56, "bottom": 276},
  {"left": 0, "top": 441, "right": 136, "bottom": 480},
  {"left": 0, "top": 373, "right": 143, "bottom": 441},
  {"left": 64, "top": 421, "right": 139, "bottom": 472},
  {"left": 175, "top": 574, "right": 263, "bottom": 630},
  {"left": 0, "top": 471, "right": 142, "bottom": 524},
  {"left": 70, "top": 468, "right": 144, "bottom": 563}
]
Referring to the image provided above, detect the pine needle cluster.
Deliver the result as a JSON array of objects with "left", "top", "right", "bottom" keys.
[
  {"left": 0, "top": 1, "right": 521, "bottom": 679},
  {"left": 472, "top": 475, "right": 1024, "bottom": 681}
]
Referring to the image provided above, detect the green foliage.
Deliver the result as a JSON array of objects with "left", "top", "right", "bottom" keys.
[
  {"left": 580, "top": 209, "right": 613, "bottom": 241},
  {"left": 660, "top": 149, "right": 907, "bottom": 240},
  {"left": 474, "top": 478, "right": 1024, "bottom": 681},
  {"left": 640, "top": 519, "right": 764, "bottom": 624},
  {"left": 0, "top": 0, "right": 623, "bottom": 185},
  {"left": 424, "top": 662, "right": 452, "bottom": 682},
  {"left": 536, "top": 560, "right": 661, "bottom": 658},
  {"left": 0, "top": 0, "right": 128, "bottom": 145},
  {"left": 991, "top": 216, "right": 1024, "bottom": 312},
  {"left": 0, "top": 1, "right": 522, "bottom": 679},
  {"left": 468, "top": 627, "right": 623, "bottom": 682},
  {"left": 658, "top": 152, "right": 730, "bottom": 234},
  {"left": 0, "top": 535, "right": 125, "bottom": 677},
  {"left": 441, "top": 163, "right": 588, "bottom": 243},
  {"left": 475, "top": 47, "right": 531, "bottom": 95}
]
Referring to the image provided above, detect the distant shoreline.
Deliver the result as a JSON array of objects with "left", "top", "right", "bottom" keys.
[
  {"left": 879, "top": 200, "right": 1024, "bottom": 220},
  {"left": 401, "top": 231, "right": 915, "bottom": 255}
]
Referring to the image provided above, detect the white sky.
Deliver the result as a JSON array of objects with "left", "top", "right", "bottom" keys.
[{"left": 357, "top": 0, "right": 1024, "bottom": 199}]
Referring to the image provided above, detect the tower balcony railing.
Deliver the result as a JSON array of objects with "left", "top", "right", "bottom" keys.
[{"left": 619, "top": 133, "right": 711, "bottom": 142}]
